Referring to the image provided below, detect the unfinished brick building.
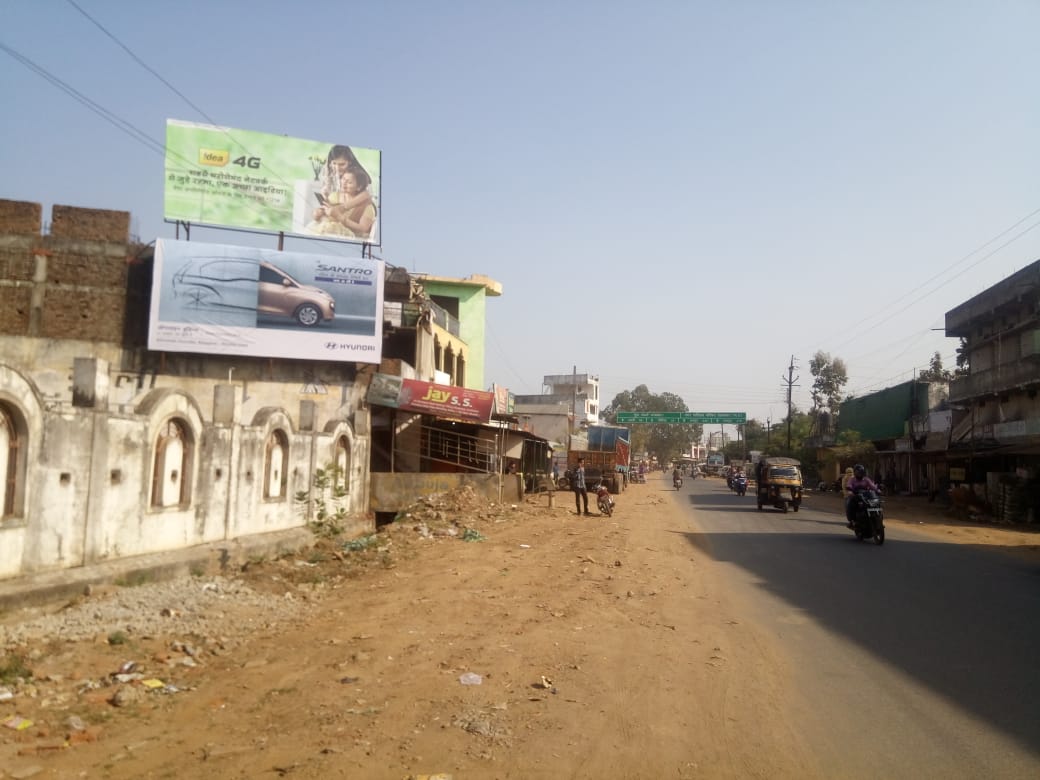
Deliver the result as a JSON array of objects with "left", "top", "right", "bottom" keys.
[{"left": 0, "top": 199, "right": 372, "bottom": 579}]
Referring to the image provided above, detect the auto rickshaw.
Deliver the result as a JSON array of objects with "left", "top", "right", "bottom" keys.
[{"left": 755, "top": 456, "right": 803, "bottom": 512}]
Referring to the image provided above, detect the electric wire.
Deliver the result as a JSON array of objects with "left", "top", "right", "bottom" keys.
[
  {"left": 61, "top": 2, "right": 274, "bottom": 167},
  {"left": 798, "top": 214, "right": 1039, "bottom": 399},
  {"left": 840, "top": 346, "right": 960, "bottom": 399},
  {"left": 13, "top": 6, "right": 1029, "bottom": 412},
  {"left": 0, "top": 41, "right": 165, "bottom": 157},
  {"left": 803, "top": 208, "right": 1040, "bottom": 356},
  {"left": 2, "top": 38, "right": 376, "bottom": 262},
  {"left": 65, "top": 0, "right": 212, "bottom": 125},
  {"left": 0, "top": 40, "right": 292, "bottom": 233},
  {"left": 7, "top": 3, "right": 373, "bottom": 252},
  {"left": 485, "top": 320, "right": 536, "bottom": 393},
  {"left": 825, "top": 216, "right": 1040, "bottom": 357}
]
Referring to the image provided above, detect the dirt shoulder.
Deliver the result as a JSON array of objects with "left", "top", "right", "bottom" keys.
[
  {"left": 0, "top": 480, "right": 1034, "bottom": 779},
  {"left": 0, "top": 483, "right": 819, "bottom": 779}
]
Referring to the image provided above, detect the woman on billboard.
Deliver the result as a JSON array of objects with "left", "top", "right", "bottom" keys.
[
  {"left": 308, "top": 166, "right": 376, "bottom": 239},
  {"left": 308, "top": 145, "right": 376, "bottom": 239}
]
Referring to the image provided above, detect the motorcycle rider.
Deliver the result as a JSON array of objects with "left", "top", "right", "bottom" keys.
[
  {"left": 845, "top": 464, "right": 879, "bottom": 528},
  {"left": 672, "top": 466, "right": 682, "bottom": 487}
]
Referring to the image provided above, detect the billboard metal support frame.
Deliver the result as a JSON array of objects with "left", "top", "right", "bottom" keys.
[{"left": 164, "top": 219, "right": 379, "bottom": 251}]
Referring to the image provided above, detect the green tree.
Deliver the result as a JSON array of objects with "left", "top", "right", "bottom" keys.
[
  {"left": 808, "top": 351, "right": 848, "bottom": 441},
  {"left": 954, "top": 338, "right": 969, "bottom": 376},
  {"left": 740, "top": 419, "right": 770, "bottom": 454},
  {"left": 918, "top": 351, "right": 952, "bottom": 382},
  {"left": 602, "top": 385, "right": 703, "bottom": 463},
  {"left": 719, "top": 420, "right": 770, "bottom": 463},
  {"left": 759, "top": 408, "right": 819, "bottom": 481},
  {"left": 809, "top": 351, "right": 848, "bottom": 416},
  {"left": 775, "top": 408, "right": 813, "bottom": 458}
]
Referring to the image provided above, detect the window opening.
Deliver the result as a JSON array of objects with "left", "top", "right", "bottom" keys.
[
  {"left": 264, "top": 429, "right": 289, "bottom": 499},
  {"left": 151, "top": 418, "right": 193, "bottom": 508},
  {"left": 335, "top": 435, "right": 351, "bottom": 493},
  {"left": 0, "top": 405, "right": 24, "bottom": 518}
]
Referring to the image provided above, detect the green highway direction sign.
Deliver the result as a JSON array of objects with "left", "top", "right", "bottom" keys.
[{"left": 615, "top": 412, "right": 747, "bottom": 424}]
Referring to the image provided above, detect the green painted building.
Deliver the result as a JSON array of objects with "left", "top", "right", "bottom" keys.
[
  {"left": 413, "top": 273, "right": 502, "bottom": 391},
  {"left": 837, "top": 381, "right": 931, "bottom": 442}
]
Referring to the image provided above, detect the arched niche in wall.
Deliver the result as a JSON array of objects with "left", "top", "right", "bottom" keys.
[
  {"left": 324, "top": 419, "right": 357, "bottom": 494},
  {"left": 251, "top": 408, "right": 295, "bottom": 501},
  {"left": 135, "top": 389, "right": 205, "bottom": 510},
  {"left": 0, "top": 364, "right": 44, "bottom": 522}
]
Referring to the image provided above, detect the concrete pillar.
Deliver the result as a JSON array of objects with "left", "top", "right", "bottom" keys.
[
  {"left": 213, "top": 384, "right": 240, "bottom": 425},
  {"left": 72, "top": 357, "right": 109, "bottom": 408}
]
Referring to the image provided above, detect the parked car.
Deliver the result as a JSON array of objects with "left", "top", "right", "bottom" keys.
[{"left": 172, "top": 258, "right": 335, "bottom": 327}]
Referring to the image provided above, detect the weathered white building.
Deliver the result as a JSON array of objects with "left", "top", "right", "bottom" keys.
[{"left": 0, "top": 200, "right": 371, "bottom": 579}]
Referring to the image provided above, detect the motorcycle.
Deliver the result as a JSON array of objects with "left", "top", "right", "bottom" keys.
[
  {"left": 673, "top": 474, "right": 683, "bottom": 490},
  {"left": 595, "top": 482, "right": 615, "bottom": 516},
  {"left": 733, "top": 474, "right": 748, "bottom": 496},
  {"left": 848, "top": 489, "right": 885, "bottom": 545}
]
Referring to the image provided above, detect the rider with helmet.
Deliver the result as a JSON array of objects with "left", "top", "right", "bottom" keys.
[{"left": 845, "top": 464, "right": 878, "bottom": 527}]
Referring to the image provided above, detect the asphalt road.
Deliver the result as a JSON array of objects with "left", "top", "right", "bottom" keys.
[{"left": 675, "top": 474, "right": 1040, "bottom": 779}]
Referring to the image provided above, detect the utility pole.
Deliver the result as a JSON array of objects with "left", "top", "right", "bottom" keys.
[
  {"left": 782, "top": 356, "right": 799, "bottom": 452},
  {"left": 571, "top": 365, "right": 578, "bottom": 428}
]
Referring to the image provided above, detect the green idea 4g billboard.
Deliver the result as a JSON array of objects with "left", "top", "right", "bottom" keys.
[{"left": 164, "top": 119, "right": 381, "bottom": 245}]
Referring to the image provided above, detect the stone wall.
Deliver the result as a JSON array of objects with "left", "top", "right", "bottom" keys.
[{"left": 0, "top": 199, "right": 374, "bottom": 580}]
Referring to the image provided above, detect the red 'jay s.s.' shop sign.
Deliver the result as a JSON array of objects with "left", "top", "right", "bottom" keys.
[
  {"left": 396, "top": 379, "right": 495, "bottom": 422},
  {"left": 366, "top": 374, "right": 495, "bottom": 422}
]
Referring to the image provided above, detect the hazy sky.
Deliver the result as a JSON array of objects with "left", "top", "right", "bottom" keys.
[{"left": 3, "top": 1, "right": 1038, "bottom": 427}]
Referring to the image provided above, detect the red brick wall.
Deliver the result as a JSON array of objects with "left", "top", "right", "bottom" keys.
[
  {"left": 0, "top": 242, "right": 35, "bottom": 282},
  {"left": 0, "top": 199, "right": 131, "bottom": 341},
  {"left": 0, "top": 200, "right": 42, "bottom": 235},
  {"left": 39, "top": 288, "right": 127, "bottom": 342},
  {"left": 0, "top": 286, "right": 32, "bottom": 332},
  {"left": 51, "top": 205, "right": 130, "bottom": 243},
  {"left": 46, "top": 246, "right": 128, "bottom": 288}
]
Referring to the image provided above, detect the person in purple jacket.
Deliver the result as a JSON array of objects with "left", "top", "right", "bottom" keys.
[{"left": 845, "top": 464, "right": 878, "bottom": 527}]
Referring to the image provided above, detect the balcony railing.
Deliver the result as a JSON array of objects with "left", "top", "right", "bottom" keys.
[
  {"left": 429, "top": 300, "right": 460, "bottom": 337},
  {"left": 382, "top": 301, "right": 422, "bottom": 328},
  {"left": 382, "top": 300, "right": 460, "bottom": 338},
  {"left": 543, "top": 373, "right": 596, "bottom": 386},
  {"left": 949, "top": 360, "right": 1040, "bottom": 402}
]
